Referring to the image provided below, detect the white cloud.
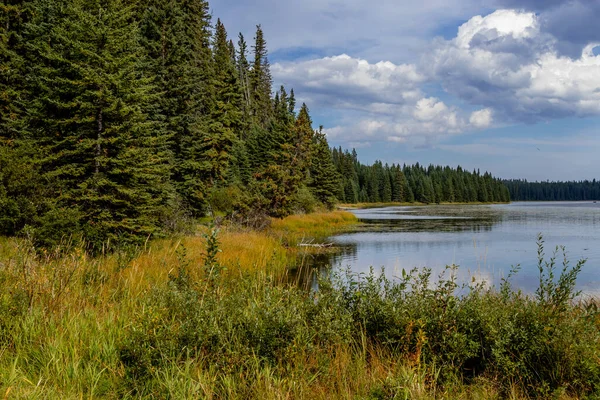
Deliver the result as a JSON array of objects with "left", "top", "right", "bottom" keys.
[
  {"left": 455, "top": 9, "right": 538, "bottom": 49},
  {"left": 267, "top": 8, "right": 600, "bottom": 148},
  {"left": 272, "top": 54, "right": 424, "bottom": 105},
  {"left": 426, "top": 9, "right": 600, "bottom": 122},
  {"left": 323, "top": 98, "right": 469, "bottom": 146},
  {"left": 469, "top": 108, "right": 493, "bottom": 128},
  {"left": 274, "top": 54, "right": 496, "bottom": 146}
]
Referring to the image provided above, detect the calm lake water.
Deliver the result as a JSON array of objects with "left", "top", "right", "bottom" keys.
[{"left": 307, "top": 202, "right": 600, "bottom": 296}]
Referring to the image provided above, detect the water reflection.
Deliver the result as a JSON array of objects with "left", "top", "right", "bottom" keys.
[{"left": 300, "top": 202, "right": 600, "bottom": 295}]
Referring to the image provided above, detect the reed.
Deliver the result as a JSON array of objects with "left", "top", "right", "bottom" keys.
[{"left": 270, "top": 210, "right": 358, "bottom": 246}]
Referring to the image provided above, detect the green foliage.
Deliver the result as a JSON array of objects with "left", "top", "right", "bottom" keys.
[
  {"left": 505, "top": 178, "right": 600, "bottom": 201},
  {"left": 137, "top": 0, "right": 213, "bottom": 216},
  {"left": 309, "top": 126, "right": 341, "bottom": 209},
  {"left": 292, "top": 185, "right": 318, "bottom": 214},
  {"left": 118, "top": 236, "right": 600, "bottom": 398},
  {"left": 535, "top": 233, "right": 584, "bottom": 312},
  {"left": 0, "top": 141, "right": 43, "bottom": 235},
  {"left": 26, "top": 0, "right": 174, "bottom": 249},
  {"left": 332, "top": 150, "right": 510, "bottom": 204},
  {"left": 249, "top": 24, "right": 272, "bottom": 128}
]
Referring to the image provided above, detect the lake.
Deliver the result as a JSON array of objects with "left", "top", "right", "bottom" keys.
[{"left": 307, "top": 202, "right": 600, "bottom": 296}]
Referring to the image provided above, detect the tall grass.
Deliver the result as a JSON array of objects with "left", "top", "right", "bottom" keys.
[
  {"left": 0, "top": 220, "right": 598, "bottom": 399},
  {"left": 270, "top": 210, "right": 358, "bottom": 246}
]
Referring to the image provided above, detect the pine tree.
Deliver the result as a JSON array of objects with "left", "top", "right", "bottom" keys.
[
  {"left": 236, "top": 35, "right": 250, "bottom": 116},
  {"left": 309, "top": 126, "right": 340, "bottom": 208},
  {"left": 1, "top": 0, "right": 31, "bottom": 140},
  {"left": 0, "top": 0, "right": 42, "bottom": 234},
  {"left": 249, "top": 25, "right": 272, "bottom": 128},
  {"left": 203, "top": 19, "right": 241, "bottom": 186},
  {"left": 137, "top": 0, "right": 213, "bottom": 214},
  {"left": 27, "top": 0, "right": 173, "bottom": 247}
]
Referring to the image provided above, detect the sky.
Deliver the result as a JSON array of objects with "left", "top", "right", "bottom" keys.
[{"left": 210, "top": 0, "right": 600, "bottom": 181}]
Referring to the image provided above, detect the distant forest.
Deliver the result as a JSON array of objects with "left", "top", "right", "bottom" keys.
[
  {"left": 0, "top": 0, "right": 509, "bottom": 249},
  {"left": 504, "top": 180, "right": 600, "bottom": 201},
  {"left": 333, "top": 148, "right": 510, "bottom": 204}
]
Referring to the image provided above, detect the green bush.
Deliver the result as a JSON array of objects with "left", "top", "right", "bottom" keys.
[
  {"left": 119, "top": 233, "right": 600, "bottom": 398},
  {"left": 291, "top": 185, "right": 318, "bottom": 214}
]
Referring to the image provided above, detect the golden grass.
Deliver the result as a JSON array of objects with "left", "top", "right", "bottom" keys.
[
  {"left": 0, "top": 210, "right": 358, "bottom": 312},
  {"left": 0, "top": 216, "right": 589, "bottom": 399},
  {"left": 270, "top": 210, "right": 358, "bottom": 245}
]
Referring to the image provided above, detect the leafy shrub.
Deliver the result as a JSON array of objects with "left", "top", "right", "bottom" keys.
[
  {"left": 119, "top": 233, "right": 600, "bottom": 398},
  {"left": 291, "top": 185, "right": 318, "bottom": 214}
]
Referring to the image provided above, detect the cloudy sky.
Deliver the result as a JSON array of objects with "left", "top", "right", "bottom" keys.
[{"left": 211, "top": 0, "right": 600, "bottom": 181}]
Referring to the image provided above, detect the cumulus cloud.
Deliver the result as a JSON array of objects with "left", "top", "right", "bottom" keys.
[
  {"left": 493, "top": 0, "right": 600, "bottom": 57},
  {"left": 273, "top": 54, "right": 497, "bottom": 145},
  {"left": 426, "top": 9, "right": 600, "bottom": 122},
  {"left": 263, "top": 5, "right": 600, "bottom": 148},
  {"left": 469, "top": 108, "right": 493, "bottom": 128},
  {"left": 272, "top": 54, "right": 424, "bottom": 105},
  {"left": 322, "top": 97, "right": 474, "bottom": 146}
]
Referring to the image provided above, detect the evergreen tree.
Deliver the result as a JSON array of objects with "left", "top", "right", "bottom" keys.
[
  {"left": 309, "top": 126, "right": 340, "bottom": 208},
  {"left": 1, "top": 0, "right": 31, "bottom": 140},
  {"left": 137, "top": 0, "right": 212, "bottom": 214},
  {"left": 27, "top": 0, "right": 173, "bottom": 247},
  {"left": 249, "top": 25, "right": 272, "bottom": 128},
  {"left": 204, "top": 18, "right": 241, "bottom": 185},
  {"left": 0, "top": 0, "right": 41, "bottom": 234}
]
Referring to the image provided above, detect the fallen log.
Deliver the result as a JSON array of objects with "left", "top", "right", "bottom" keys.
[{"left": 298, "top": 242, "right": 334, "bottom": 248}]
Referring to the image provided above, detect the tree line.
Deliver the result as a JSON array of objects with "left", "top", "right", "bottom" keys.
[
  {"left": 0, "top": 0, "right": 344, "bottom": 248},
  {"left": 333, "top": 148, "right": 510, "bottom": 204},
  {"left": 504, "top": 180, "right": 600, "bottom": 201},
  {"left": 1, "top": 0, "right": 510, "bottom": 249}
]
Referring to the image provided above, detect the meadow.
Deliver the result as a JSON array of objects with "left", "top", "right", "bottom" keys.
[{"left": 0, "top": 211, "right": 598, "bottom": 399}]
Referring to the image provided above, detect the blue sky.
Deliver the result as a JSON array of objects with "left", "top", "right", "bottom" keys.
[{"left": 211, "top": 0, "right": 600, "bottom": 181}]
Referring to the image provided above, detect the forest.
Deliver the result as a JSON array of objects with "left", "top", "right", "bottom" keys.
[
  {"left": 3, "top": 2, "right": 600, "bottom": 399},
  {"left": 1, "top": 0, "right": 508, "bottom": 251},
  {"left": 332, "top": 148, "right": 509, "bottom": 204},
  {"left": 504, "top": 179, "right": 600, "bottom": 201}
]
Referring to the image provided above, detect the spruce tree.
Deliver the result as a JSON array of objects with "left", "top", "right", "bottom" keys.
[
  {"left": 27, "top": 0, "right": 173, "bottom": 247},
  {"left": 249, "top": 25, "right": 272, "bottom": 128},
  {"left": 0, "top": 0, "right": 42, "bottom": 234},
  {"left": 309, "top": 126, "right": 340, "bottom": 208},
  {"left": 137, "top": 0, "right": 213, "bottom": 214},
  {"left": 204, "top": 19, "right": 240, "bottom": 186}
]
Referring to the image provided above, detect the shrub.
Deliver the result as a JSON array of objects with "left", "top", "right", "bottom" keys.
[{"left": 118, "top": 233, "right": 600, "bottom": 398}]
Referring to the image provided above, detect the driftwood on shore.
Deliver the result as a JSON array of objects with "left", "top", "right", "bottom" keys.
[{"left": 297, "top": 242, "right": 334, "bottom": 248}]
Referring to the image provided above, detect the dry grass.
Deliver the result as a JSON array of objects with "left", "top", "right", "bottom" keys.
[
  {"left": 0, "top": 213, "right": 592, "bottom": 399},
  {"left": 270, "top": 210, "right": 358, "bottom": 245}
]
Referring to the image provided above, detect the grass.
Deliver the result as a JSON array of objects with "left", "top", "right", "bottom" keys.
[
  {"left": 270, "top": 210, "right": 359, "bottom": 246},
  {"left": 0, "top": 216, "right": 598, "bottom": 399}
]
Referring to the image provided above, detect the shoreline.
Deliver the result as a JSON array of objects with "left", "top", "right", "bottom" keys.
[{"left": 338, "top": 201, "right": 511, "bottom": 209}]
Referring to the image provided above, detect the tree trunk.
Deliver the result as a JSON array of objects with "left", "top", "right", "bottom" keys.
[{"left": 95, "top": 107, "right": 103, "bottom": 175}]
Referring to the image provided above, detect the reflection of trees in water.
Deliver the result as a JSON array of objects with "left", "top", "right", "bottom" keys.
[
  {"left": 289, "top": 206, "right": 504, "bottom": 289},
  {"left": 288, "top": 245, "right": 358, "bottom": 291},
  {"left": 361, "top": 217, "right": 497, "bottom": 233}
]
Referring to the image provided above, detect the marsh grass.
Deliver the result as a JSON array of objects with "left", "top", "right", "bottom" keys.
[
  {"left": 270, "top": 210, "right": 358, "bottom": 248},
  {"left": 0, "top": 220, "right": 598, "bottom": 399}
]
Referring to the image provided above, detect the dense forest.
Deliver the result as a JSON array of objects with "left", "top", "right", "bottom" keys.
[
  {"left": 504, "top": 179, "right": 600, "bottom": 201},
  {"left": 333, "top": 148, "right": 510, "bottom": 204},
  {"left": 1, "top": 0, "right": 509, "bottom": 249}
]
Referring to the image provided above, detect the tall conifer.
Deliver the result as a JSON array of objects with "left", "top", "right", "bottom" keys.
[
  {"left": 137, "top": 0, "right": 213, "bottom": 214},
  {"left": 27, "top": 0, "right": 173, "bottom": 246}
]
